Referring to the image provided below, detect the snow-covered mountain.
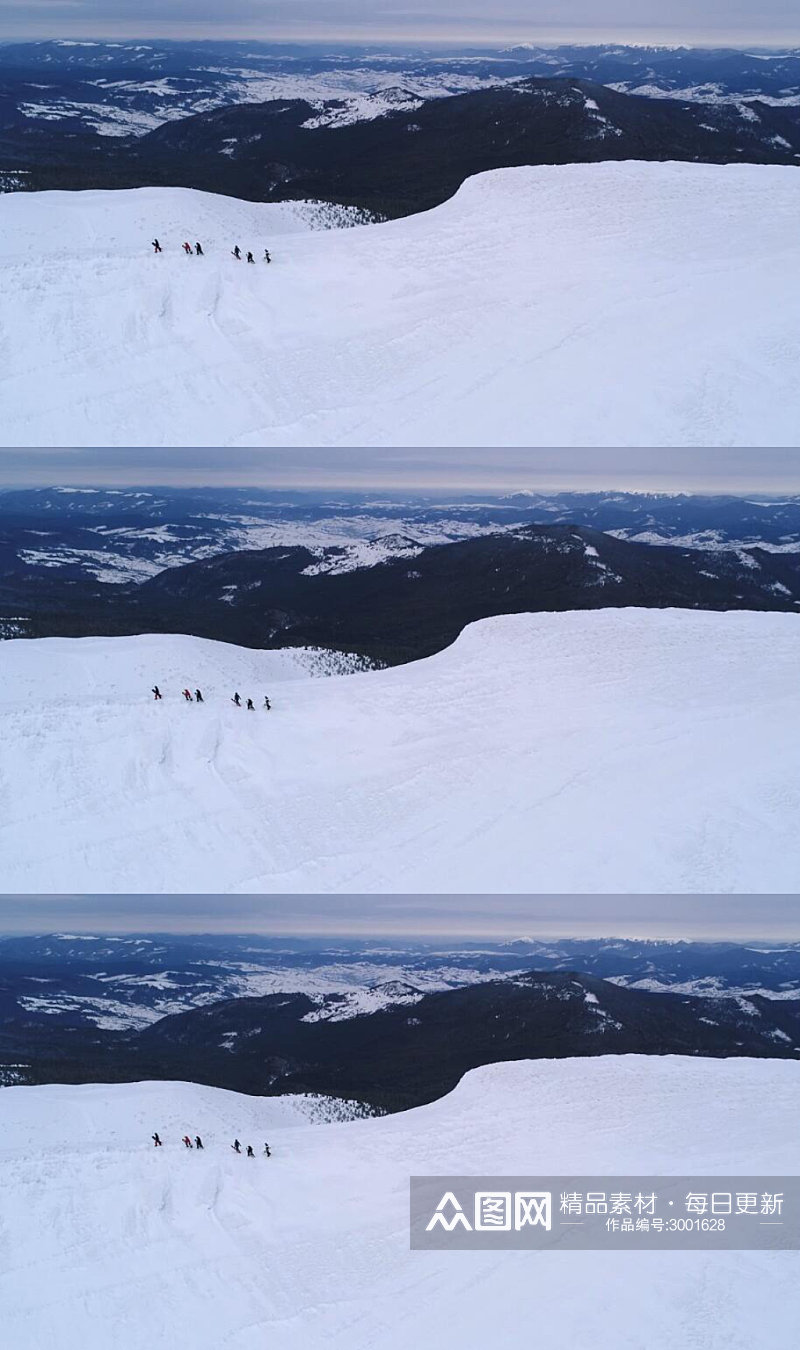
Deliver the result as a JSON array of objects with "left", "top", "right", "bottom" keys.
[
  {"left": 2, "top": 609, "right": 799, "bottom": 894},
  {"left": 2, "top": 933, "right": 799, "bottom": 1037},
  {"left": 2, "top": 933, "right": 800, "bottom": 1105},
  {"left": 1, "top": 46, "right": 506, "bottom": 138},
  {"left": 4, "top": 966, "right": 799, "bottom": 1104},
  {"left": 103, "top": 76, "right": 800, "bottom": 213},
  {"left": 0, "top": 486, "right": 523, "bottom": 586},
  {"left": 4, "top": 488, "right": 800, "bottom": 591},
  {"left": 3, "top": 41, "right": 799, "bottom": 140},
  {"left": 0, "top": 1058, "right": 797, "bottom": 1349},
  {"left": 10, "top": 520, "right": 800, "bottom": 659},
  {"left": 2, "top": 162, "right": 799, "bottom": 447}
]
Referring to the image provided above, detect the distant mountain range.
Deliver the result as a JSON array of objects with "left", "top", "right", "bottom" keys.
[
  {"left": 2, "top": 41, "right": 799, "bottom": 135},
  {"left": 2, "top": 933, "right": 798, "bottom": 1106},
  {"left": 5, "top": 487, "right": 800, "bottom": 560},
  {"left": 0, "top": 485, "right": 537, "bottom": 592},
  {"left": 3, "top": 930, "right": 798, "bottom": 1026},
  {"left": 5, "top": 64, "right": 800, "bottom": 213}
]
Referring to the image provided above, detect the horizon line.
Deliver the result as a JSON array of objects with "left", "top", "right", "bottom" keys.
[
  {"left": 1, "top": 35, "right": 799, "bottom": 51},
  {"left": 1, "top": 928, "right": 797, "bottom": 944},
  {"left": 3, "top": 897, "right": 799, "bottom": 941},
  {"left": 2, "top": 482, "right": 800, "bottom": 501}
]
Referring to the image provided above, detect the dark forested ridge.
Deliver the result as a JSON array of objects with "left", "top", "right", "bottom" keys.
[
  {"left": 5, "top": 524, "right": 800, "bottom": 664},
  {"left": 4, "top": 75, "right": 800, "bottom": 214},
  {"left": 3, "top": 971, "right": 799, "bottom": 1110}
]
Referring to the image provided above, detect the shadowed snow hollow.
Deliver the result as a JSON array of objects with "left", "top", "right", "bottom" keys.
[
  {"left": 1, "top": 609, "right": 799, "bottom": 893},
  {"left": 1, "top": 163, "right": 799, "bottom": 447},
  {"left": 0, "top": 1057, "right": 797, "bottom": 1350}
]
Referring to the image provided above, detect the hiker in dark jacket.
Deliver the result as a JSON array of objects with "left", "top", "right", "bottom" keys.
[{"left": 195, "top": 242, "right": 204, "bottom": 256}]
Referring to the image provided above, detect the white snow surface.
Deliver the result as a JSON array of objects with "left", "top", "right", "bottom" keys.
[
  {"left": 2, "top": 162, "right": 800, "bottom": 447},
  {"left": 2, "top": 608, "right": 800, "bottom": 893},
  {"left": 609, "top": 80, "right": 800, "bottom": 108},
  {"left": 0, "top": 631, "right": 350, "bottom": 702},
  {"left": 0, "top": 1057, "right": 798, "bottom": 1349}
]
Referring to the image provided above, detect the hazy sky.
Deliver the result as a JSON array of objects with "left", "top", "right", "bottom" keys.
[
  {"left": 0, "top": 0, "right": 797, "bottom": 45},
  {"left": 2, "top": 448, "right": 800, "bottom": 493},
  {"left": 1, "top": 895, "right": 800, "bottom": 939}
]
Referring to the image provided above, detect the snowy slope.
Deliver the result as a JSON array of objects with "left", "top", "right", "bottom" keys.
[
  {"left": 0, "top": 183, "right": 369, "bottom": 254},
  {"left": 0, "top": 631, "right": 349, "bottom": 702},
  {"left": 2, "top": 609, "right": 800, "bottom": 893},
  {"left": 0, "top": 626, "right": 340, "bottom": 694},
  {"left": 2, "top": 162, "right": 800, "bottom": 448},
  {"left": 0, "top": 1057, "right": 798, "bottom": 1350}
]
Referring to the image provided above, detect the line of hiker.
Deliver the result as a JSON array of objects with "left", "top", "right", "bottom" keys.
[
  {"left": 151, "top": 686, "right": 271, "bottom": 710},
  {"left": 152, "top": 1132, "right": 271, "bottom": 1157},
  {"left": 232, "top": 1139, "right": 272, "bottom": 1157},
  {"left": 232, "top": 692, "right": 272, "bottom": 711},
  {"left": 232, "top": 245, "right": 271, "bottom": 264},
  {"left": 152, "top": 685, "right": 203, "bottom": 702},
  {"left": 151, "top": 239, "right": 271, "bottom": 263}
]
